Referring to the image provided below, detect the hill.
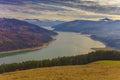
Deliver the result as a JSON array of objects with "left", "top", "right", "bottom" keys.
[
  {"left": 24, "top": 19, "right": 64, "bottom": 27},
  {"left": 0, "top": 60, "right": 120, "bottom": 80},
  {"left": 53, "top": 18, "right": 120, "bottom": 49},
  {"left": 0, "top": 18, "right": 57, "bottom": 52}
]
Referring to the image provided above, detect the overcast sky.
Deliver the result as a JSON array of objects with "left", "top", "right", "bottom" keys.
[{"left": 0, "top": 0, "right": 120, "bottom": 21}]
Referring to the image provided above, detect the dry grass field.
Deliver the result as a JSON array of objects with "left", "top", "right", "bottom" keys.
[{"left": 0, "top": 60, "right": 120, "bottom": 80}]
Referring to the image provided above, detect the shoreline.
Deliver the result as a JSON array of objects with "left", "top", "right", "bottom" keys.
[
  {"left": 0, "top": 44, "right": 48, "bottom": 55},
  {"left": 56, "top": 31, "right": 119, "bottom": 52},
  {"left": 0, "top": 38, "right": 56, "bottom": 55},
  {"left": 91, "top": 47, "right": 120, "bottom": 51},
  {"left": 0, "top": 30, "right": 119, "bottom": 56},
  {"left": 78, "top": 32, "right": 120, "bottom": 51}
]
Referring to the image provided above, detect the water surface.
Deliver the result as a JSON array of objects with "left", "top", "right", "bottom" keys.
[{"left": 0, "top": 27, "right": 105, "bottom": 64}]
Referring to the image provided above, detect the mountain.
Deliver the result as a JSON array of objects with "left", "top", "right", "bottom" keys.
[
  {"left": 53, "top": 18, "right": 120, "bottom": 49},
  {"left": 0, "top": 18, "right": 57, "bottom": 52},
  {"left": 99, "top": 17, "right": 113, "bottom": 22},
  {"left": 24, "top": 19, "right": 64, "bottom": 27}
]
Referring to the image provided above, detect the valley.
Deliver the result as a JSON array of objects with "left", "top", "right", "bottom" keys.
[
  {"left": 0, "top": 0, "right": 120, "bottom": 80},
  {"left": 53, "top": 18, "right": 120, "bottom": 49},
  {"left": 0, "top": 30, "right": 105, "bottom": 64}
]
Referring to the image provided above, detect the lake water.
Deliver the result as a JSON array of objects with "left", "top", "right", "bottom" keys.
[{"left": 0, "top": 27, "right": 105, "bottom": 64}]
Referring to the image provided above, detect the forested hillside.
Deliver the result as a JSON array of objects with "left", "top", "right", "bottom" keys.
[
  {"left": 0, "top": 18, "right": 57, "bottom": 52},
  {"left": 53, "top": 18, "right": 120, "bottom": 49},
  {"left": 0, "top": 60, "right": 119, "bottom": 80},
  {"left": 0, "top": 50, "right": 120, "bottom": 73}
]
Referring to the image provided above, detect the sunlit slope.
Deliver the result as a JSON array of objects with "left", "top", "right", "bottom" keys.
[
  {"left": 0, "top": 60, "right": 120, "bottom": 80},
  {"left": 0, "top": 18, "right": 57, "bottom": 52}
]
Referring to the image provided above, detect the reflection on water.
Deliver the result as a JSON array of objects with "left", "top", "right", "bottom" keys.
[{"left": 0, "top": 27, "right": 105, "bottom": 64}]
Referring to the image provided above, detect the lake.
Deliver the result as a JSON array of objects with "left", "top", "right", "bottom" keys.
[{"left": 0, "top": 27, "right": 105, "bottom": 64}]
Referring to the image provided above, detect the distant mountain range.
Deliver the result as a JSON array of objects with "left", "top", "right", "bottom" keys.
[
  {"left": 0, "top": 18, "right": 57, "bottom": 52},
  {"left": 24, "top": 19, "right": 64, "bottom": 27},
  {"left": 53, "top": 18, "right": 120, "bottom": 49}
]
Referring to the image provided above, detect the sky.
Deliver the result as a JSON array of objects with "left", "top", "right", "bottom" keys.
[{"left": 0, "top": 0, "right": 120, "bottom": 21}]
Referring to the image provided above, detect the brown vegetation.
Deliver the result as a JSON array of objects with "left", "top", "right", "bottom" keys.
[
  {"left": 0, "top": 60, "right": 120, "bottom": 80},
  {"left": 0, "top": 18, "right": 57, "bottom": 52}
]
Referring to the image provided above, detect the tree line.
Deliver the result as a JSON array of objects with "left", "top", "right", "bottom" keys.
[{"left": 0, "top": 50, "right": 120, "bottom": 73}]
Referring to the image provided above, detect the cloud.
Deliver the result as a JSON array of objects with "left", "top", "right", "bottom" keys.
[
  {"left": 0, "top": 0, "right": 24, "bottom": 5},
  {"left": 48, "top": 0, "right": 120, "bottom": 15},
  {"left": 0, "top": 0, "right": 120, "bottom": 21}
]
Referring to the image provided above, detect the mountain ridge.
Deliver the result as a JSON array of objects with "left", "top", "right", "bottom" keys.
[
  {"left": 0, "top": 18, "right": 57, "bottom": 52},
  {"left": 53, "top": 18, "right": 120, "bottom": 49},
  {"left": 24, "top": 19, "right": 64, "bottom": 27}
]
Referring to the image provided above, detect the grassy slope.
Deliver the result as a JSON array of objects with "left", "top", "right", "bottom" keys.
[{"left": 0, "top": 60, "right": 120, "bottom": 80}]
